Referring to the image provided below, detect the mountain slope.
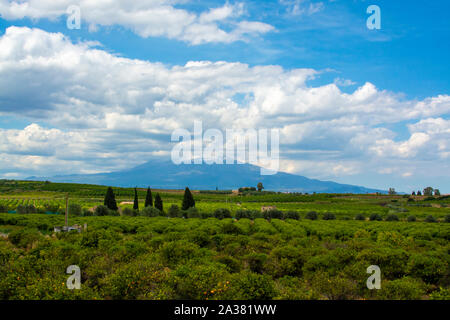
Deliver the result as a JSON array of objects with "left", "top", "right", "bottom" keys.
[{"left": 28, "top": 160, "right": 384, "bottom": 193}]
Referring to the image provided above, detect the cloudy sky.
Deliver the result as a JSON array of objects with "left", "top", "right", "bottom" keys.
[{"left": 0, "top": 0, "right": 449, "bottom": 193}]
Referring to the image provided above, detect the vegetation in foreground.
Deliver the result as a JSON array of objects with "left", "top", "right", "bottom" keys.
[
  {"left": 0, "top": 214, "right": 449, "bottom": 300},
  {"left": 0, "top": 180, "right": 449, "bottom": 300}
]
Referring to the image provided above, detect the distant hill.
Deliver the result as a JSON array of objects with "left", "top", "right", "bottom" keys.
[{"left": 28, "top": 160, "right": 385, "bottom": 194}]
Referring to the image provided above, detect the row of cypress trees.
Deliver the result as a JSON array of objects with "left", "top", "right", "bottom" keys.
[
  {"left": 104, "top": 186, "right": 196, "bottom": 213},
  {"left": 133, "top": 187, "right": 163, "bottom": 211}
]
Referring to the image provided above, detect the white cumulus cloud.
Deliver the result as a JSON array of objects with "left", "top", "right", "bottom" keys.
[
  {"left": 0, "top": 26, "right": 449, "bottom": 190},
  {"left": 0, "top": 0, "right": 274, "bottom": 45}
]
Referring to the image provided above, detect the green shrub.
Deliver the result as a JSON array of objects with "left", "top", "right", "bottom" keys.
[
  {"left": 275, "top": 276, "right": 317, "bottom": 300},
  {"left": 189, "top": 232, "right": 210, "bottom": 248},
  {"left": 245, "top": 253, "right": 267, "bottom": 274},
  {"left": 160, "top": 240, "right": 200, "bottom": 267},
  {"left": 249, "top": 210, "right": 263, "bottom": 220},
  {"left": 407, "top": 215, "right": 416, "bottom": 222},
  {"left": 376, "top": 278, "right": 427, "bottom": 300},
  {"left": 369, "top": 213, "right": 382, "bottom": 221},
  {"left": 83, "top": 208, "right": 93, "bottom": 216},
  {"left": 121, "top": 207, "right": 136, "bottom": 217},
  {"left": 322, "top": 212, "right": 336, "bottom": 220},
  {"left": 168, "top": 205, "right": 181, "bottom": 218},
  {"left": 355, "top": 213, "right": 365, "bottom": 221},
  {"left": 214, "top": 208, "right": 232, "bottom": 219},
  {"left": 8, "top": 228, "right": 41, "bottom": 248},
  {"left": 341, "top": 216, "right": 351, "bottom": 220},
  {"left": 305, "top": 211, "right": 318, "bottom": 220},
  {"left": 216, "top": 255, "right": 240, "bottom": 273},
  {"left": 357, "top": 248, "right": 409, "bottom": 279},
  {"left": 223, "top": 272, "right": 276, "bottom": 300},
  {"left": 0, "top": 204, "right": 7, "bottom": 213},
  {"left": 385, "top": 214, "right": 399, "bottom": 221},
  {"left": 140, "top": 206, "right": 161, "bottom": 217},
  {"left": 407, "top": 254, "right": 447, "bottom": 284},
  {"left": 445, "top": 214, "right": 450, "bottom": 223},
  {"left": 200, "top": 211, "right": 213, "bottom": 219},
  {"left": 311, "top": 272, "right": 358, "bottom": 300},
  {"left": 186, "top": 207, "right": 200, "bottom": 218},
  {"left": 425, "top": 215, "right": 437, "bottom": 223},
  {"left": 94, "top": 205, "right": 110, "bottom": 216},
  {"left": 284, "top": 211, "right": 300, "bottom": 220},
  {"left": 68, "top": 203, "right": 82, "bottom": 217},
  {"left": 263, "top": 209, "right": 283, "bottom": 220},
  {"left": 169, "top": 262, "right": 229, "bottom": 299},
  {"left": 221, "top": 222, "right": 242, "bottom": 235},
  {"left": 430, "top": 287, "right": 450, "bottom": 300},
  {"left": 235, "top": 209, "right": 252, "bottom": 219},
  {"left": 266, "top": 246, "right": 305, "bottom": 278}
]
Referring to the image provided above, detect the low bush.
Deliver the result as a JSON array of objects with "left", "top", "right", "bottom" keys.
[
  {"left": 385, "top": 214, "right": 399, "bottom": 222},
  {"left": 245, "top": 253, "right": 267, "bottom": 274},
  {"left": 266, "top": 246, "right": 305, "bottom": 278},
  {"left": 305, "top": 211, "right": 318, "bottom": 220},
  {"left": 8, "top": 228, "right": 42, "bottom": 248},
  {"left": 221, "top": 222, "right": 242, "bottom": 235},
  {"left": 407, "top": 254, "right": 447, "bottom": 284},
  {"left": 223, "top": 272, "right": 276, "bottom": 300},
  {"left": 83, "top": 208, "right": 93, "bottom": 216},
  {"left": 369, "top": 213, "right": 382, "bottom": 221},
  {"left": 355, "top": 213, "right": 365, "bottom": 221},
  {"left": 216, "top": 255, "right": 240, "bottom": 273},
  {"left": 94, "top": 205, "right": 110, "bottom": 216},
  {"left": 186, "top": 207, "right": 201, "bottom": 218},
  {"left": 284, "top": 211, "right": 300, "bottom": 220},
  {"left": 235, "top": 209, "right": 252, "bottom": 220},
  {"left": 425, "top": 215, "right": 437, "bottom": 223},
  {"left": 200, "top": 211, "right": 213, "bottom": 219},
  {"left": 168, "top": 205, "right": 181, "bottom": 218},
  {"left": 121, "top": 207, "right": 136, "bottom": 217},
  {"left": 140, "top": 206, "right": 162, "bottom": 217},
  {"left": 214, "top": 208, "right": 232, "bottom": 220},
  {"left": 376, "top": 277, "right": 427, "bottom": 300},
  {"left": 160, "top": 241, "right": 200, "bottom": 267},
  {"left": 249, "top": 210, "right": 263, "bottom": 220},
  {"left": 407, "top": 215, "right": 416, "bottom": 222},
  {"left": 263, "top": 209, "right": 283, "bottom": 220},
  {"left": 322, "top": 212, "right": 336, "bottom": 220}
]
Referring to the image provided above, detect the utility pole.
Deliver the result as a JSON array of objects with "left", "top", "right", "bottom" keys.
[{"left": 65, "top": 193, "right": 69, "bottom": 227}]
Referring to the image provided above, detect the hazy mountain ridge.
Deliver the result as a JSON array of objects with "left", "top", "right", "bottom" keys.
[{"left": 28, "top": 160, "right": 385, "bottom": 193}]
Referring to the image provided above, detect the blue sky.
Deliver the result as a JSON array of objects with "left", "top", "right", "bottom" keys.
[{"left": 0, "top": 0, "right": 449, "bottom": 193}]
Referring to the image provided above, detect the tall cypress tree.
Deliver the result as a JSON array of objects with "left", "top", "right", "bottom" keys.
[
  {"left": 182, "top": 187, "right": 195, "bottom": 210},
  {"left": 133, "top": 187, "right": 139, "bottom": 211},
  {"left": 155, "top": 193, "right": 163, "bottom": 212},
  {"left": 104, "top": 187, "right": 118, "bottom": 211},
  {"left": 145, "top": 187, "right": 153, "bottom": 207}
]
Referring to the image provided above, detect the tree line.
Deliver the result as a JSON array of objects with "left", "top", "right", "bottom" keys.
[
  {"left": 103, "top": 186, "right": 196, "bottom": 215},
  {"left": 411, "top": 187, "right": 441, "bottom": 196}
]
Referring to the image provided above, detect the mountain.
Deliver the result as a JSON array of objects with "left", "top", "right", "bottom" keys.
[{"left": 27, "top": 160, "right": 384, "bottom": 193}]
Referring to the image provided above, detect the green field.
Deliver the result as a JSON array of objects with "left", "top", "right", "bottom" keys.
[{"left": 0, "top": 180, "right": 449, "bottom": 300}]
